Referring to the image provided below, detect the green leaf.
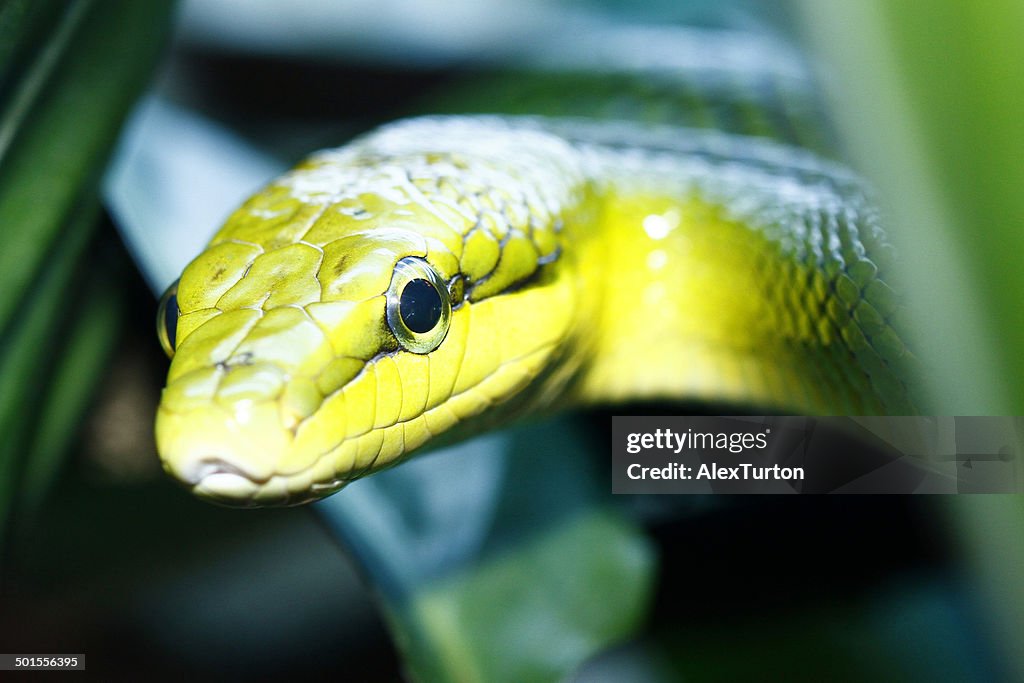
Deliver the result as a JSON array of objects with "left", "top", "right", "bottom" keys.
[
  {"left": 795, "top": 5, "right": 1024, "bottom": 680},
  {"left": 0, "top": 0, "right": 175, "bottom": 335},
  {"left": 317, "top": 417, "right": 657, "bottom": 683},
  {"left": 794, "top": 1, "right": 1023, "bottom": 414},
  {"left": 0, "top": 0, "right": 176, "bottom": 547},
  {"left": 400, "top": 511, "right": 653, "bottom": 683},
  {"left": 18, "top": 266, "right": 123, "bottom": 517},
  {"left": 0, "top": 201, "right": 96, "bottom": 546}
]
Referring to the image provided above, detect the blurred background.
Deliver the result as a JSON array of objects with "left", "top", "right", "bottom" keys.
[{"left": 0, "top": 0, "right": 1023, "bottom": 680}]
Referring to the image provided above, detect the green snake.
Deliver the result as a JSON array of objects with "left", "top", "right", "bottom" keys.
[{"left": 154, "top": 66, "right": 918, "bottom": 506}]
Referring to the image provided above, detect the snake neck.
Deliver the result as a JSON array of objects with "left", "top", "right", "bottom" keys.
[
  {"left": 550, "top": 128, "right": 919, "bottom": 415},
  {"left": 387, "top": 117, "right": 924, "bottom": 424}
]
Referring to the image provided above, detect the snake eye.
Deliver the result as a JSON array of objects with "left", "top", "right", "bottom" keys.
[
  {"left": 386, "top": 257, "right": 451, "bottom": 354},
  {"left": 157, "top": 279, "right": 180, "bottom": 359}
]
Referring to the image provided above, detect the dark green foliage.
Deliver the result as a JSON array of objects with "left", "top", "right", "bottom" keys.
[{"left": 0, "top": 0, "right": 175, "bottom": 549}]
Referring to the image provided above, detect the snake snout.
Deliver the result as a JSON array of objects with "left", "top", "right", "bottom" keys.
[{"left": 156, "top": 370, "right": 302, "bottom": 503}]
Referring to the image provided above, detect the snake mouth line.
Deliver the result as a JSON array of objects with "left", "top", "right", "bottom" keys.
[
  {"left": 185, "top": 458, "right": 266, "bottom": 502},
  {"left": 185, "top": 457, "right": 255, "bottom": 484},
  {"left": 188, "top": 458, "right": 268, "bottom": 501}
]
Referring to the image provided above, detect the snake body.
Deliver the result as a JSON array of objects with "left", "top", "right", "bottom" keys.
[{"left": 155, "top": 110, "right": 917, "bottom": 506}]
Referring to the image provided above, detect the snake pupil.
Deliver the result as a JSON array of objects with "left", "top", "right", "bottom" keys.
[{"left": 400, "top": 279, "right": 442, "bottom": 333}]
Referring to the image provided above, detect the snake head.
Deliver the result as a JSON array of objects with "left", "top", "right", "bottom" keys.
[
  {"left": 154, "top": 227, "right": 456, "bottom": 505},
  {"left": 154, "top": 127, "right": 578, "bottom": 506}
]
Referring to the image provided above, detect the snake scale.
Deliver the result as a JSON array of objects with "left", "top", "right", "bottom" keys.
[{"left": 154, "top": 30, "right": 919, "bottom": 506}]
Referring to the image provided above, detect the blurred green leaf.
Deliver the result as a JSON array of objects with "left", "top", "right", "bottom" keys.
[
  {"left": 794, "top": 4, "right": 1024, "bottom": 681},
  {"left": 794, "top": 1, "right": 1024, "bottom": 414},
  {"left": 317, "top": 418, "right": 656, "bottom": 683},
  {"left": 0, "top": 0, "right": 175, "bottom": 548},
  {"left": 401, "top": 511, "right": 653, "bottom": 683},
  {"left": 0, "top": 0, "right": 171, "bottom": 331},
  {"left": 19, "top": 266, "right": 123, "bottom": 516},
  {"left": 0, "top": 201, "right": 96, "bottom": 545}
]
